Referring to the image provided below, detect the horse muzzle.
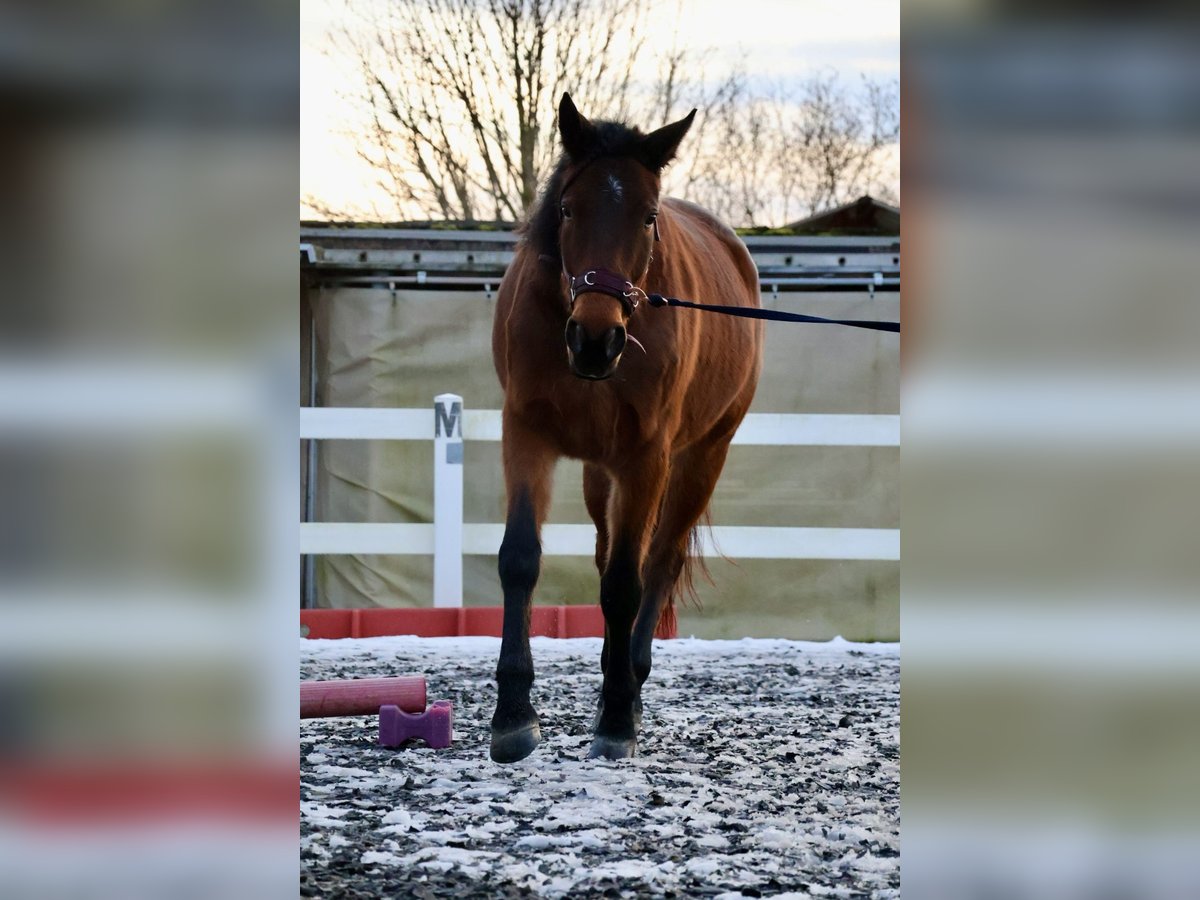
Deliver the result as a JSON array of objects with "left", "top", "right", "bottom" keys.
[{"left": 565, "top": 318, "right": 626, "bottom": 380}]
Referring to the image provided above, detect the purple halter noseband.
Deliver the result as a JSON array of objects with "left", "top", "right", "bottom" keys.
[{"left": 565, "top": 267, "right": 648, "bottom": 317}]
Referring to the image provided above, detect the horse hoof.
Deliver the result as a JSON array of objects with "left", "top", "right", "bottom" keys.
[
  {"left": 490, "top": 723, "right": 541, "bottom": 763},
  {"left": 587, "top": 735, "right": 637, "bottom": 760}
]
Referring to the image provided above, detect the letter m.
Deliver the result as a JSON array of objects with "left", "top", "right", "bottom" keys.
[{"left": 435, "top": 400, "right": 462, "bottom": 438}]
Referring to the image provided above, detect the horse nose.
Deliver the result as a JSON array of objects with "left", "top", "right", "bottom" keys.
[
  {"left": 565, "top": 318, "right": 585, "bottom": 356},
  {"left": 566, "top": 318, "right": 625, "bottom": 377},
  {"left": 603, "top": 325, "right": 626, "bottom": 363}
]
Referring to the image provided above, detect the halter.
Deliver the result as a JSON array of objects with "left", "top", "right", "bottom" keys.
[{"left": 565, "top": 267, "right": 648, "bottom": 317}]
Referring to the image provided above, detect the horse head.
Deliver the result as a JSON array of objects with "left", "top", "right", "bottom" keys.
[{"left": 556, "top": 93, "right": 695, "bottom": 380}]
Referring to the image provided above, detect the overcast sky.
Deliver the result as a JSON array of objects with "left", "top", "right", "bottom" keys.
[{"left": 301, "top": 0, "right": 900, "bottom": 218}]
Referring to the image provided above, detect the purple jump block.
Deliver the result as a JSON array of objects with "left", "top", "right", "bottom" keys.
[{"left": 379, "top": 700, "right": 453, "bottom": 749}]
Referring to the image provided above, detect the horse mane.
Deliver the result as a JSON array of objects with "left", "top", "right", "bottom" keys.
[{"left": 520, "top": 120, "right": 650, "bottom": 266}]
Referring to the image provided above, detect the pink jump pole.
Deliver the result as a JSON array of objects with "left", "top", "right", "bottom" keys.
[{"left": 300, "top": 676, "right": 427, "bottom": 719}]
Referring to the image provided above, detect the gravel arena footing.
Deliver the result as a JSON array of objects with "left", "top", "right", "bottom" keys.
[{"left": 301, "top": 635, "right": 899, "bottom": 899}]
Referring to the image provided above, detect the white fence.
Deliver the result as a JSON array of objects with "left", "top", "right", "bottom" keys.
[{"left": 300, "top": 397, "right": 901, "bottom": 608}]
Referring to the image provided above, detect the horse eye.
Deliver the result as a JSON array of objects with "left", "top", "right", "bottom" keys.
[
  {"left": 560, "top": 205, "right": 572, "bottom": 220},
  {"left": 645, "top": 213, "right": 658, "bottom": 227}
]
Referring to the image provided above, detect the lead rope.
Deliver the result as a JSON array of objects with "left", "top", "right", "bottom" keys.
[
  {"left": 645, "top": 293, "right": 900, "bottom": 333},
  {"left": 644, "top": 217, "right": 897, "bottom": 333}
]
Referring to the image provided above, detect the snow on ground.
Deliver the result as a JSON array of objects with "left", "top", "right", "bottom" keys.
[{"left": 301, "top": 635, "right": 899, "bottom": 899}]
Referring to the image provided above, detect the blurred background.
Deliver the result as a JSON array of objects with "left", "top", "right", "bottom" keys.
[
  {"left": 0, "top": 1, "right": 297, "bottom": 897},
  {"left": 903, "top": 2, "right": 1200, "bottom": 898}
]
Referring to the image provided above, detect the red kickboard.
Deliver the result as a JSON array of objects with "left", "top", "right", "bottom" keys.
[{"left": 300, "top": 604, "right": 644, "bottom": 640}]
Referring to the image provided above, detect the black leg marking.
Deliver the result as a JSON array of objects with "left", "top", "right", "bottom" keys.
[
  {"left": 630, "top": 547, "right": 686, "bottom": 688},
  {"left": 590, "top": 542, "right": 642, "bottom": 759},
  {"left": 491, "top": 490, "right": 542, "bottom": 763}
]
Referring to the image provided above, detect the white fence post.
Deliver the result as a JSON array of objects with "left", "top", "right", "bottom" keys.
[{"left": 433, "top": 393, "right": 464, "bottom": 607}]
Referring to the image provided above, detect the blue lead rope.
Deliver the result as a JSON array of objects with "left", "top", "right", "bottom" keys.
[{"left": 646, "top": 293, "right": 900, "bottom": 334}]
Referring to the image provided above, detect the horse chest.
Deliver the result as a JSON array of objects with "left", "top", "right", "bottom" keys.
[{"left": 519, "top": 384, "right": 651, "bottom": 464}]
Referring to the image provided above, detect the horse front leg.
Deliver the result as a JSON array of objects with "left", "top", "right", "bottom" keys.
[
  {"left": 490, "top": 414, "right": 556, "bottom": 763},
  {"left": 589, "top": 447, "right": 668, "bottom": 760},
  {"left": 582, "top": 462, "right": 616, "bottom": 730}
]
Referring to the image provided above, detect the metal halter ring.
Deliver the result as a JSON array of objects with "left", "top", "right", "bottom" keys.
[{"left": 622, "top": 282, "right": 646, "bottom": 309}]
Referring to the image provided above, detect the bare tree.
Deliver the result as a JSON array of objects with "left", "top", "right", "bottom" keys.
[
  {"left": 788, "top": 72, "right": 899, "bottom": 218},
  {"left": 324, "top": 0, "right": 663, "bottom": 223},
  {"left": 675, "top": 69, "right": 900, "bottom": 227},
  {"left": 310, "top": 2, "right": 899, "bottom": 227},
  {"left": 667, "top": 69, "right": 774, "bottom": 228}
]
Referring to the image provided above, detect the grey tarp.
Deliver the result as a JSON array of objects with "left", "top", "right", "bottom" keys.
[{"left": 309, "top": 286, "right": 898, "bottom": 640}]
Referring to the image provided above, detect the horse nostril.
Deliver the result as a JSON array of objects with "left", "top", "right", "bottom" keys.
[
  {"left": 604, "top": 325, "right": 627, "bottom": 362},
  {"left": 565, "top": 319, "right": 585, "bottom": 355}
]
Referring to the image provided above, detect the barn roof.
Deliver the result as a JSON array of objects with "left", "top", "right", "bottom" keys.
[{"left": 786, "top": 195, "right": 900, "bottom": 235}]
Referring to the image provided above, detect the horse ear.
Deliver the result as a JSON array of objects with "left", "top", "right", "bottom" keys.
[
  {"left": 559, "top": 93, "right": 594, "bottom": 159},
  {"left": 638, "top": 109, "right": 697, "bottom": 172}
]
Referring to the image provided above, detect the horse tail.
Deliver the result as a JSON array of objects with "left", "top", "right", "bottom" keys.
[{"left": 654, "top": 509, "right": 716, "bottom": 638}]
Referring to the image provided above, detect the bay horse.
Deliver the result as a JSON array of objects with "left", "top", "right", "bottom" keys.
[{"left": 490, "top": 93, "right": 763, "bottom": 762}]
